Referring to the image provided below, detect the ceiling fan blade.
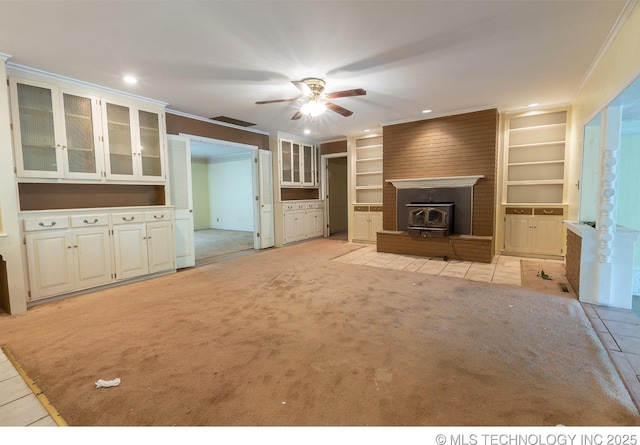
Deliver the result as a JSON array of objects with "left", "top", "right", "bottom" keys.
[
  {"left": 255, "top": 97, "right": 299, "bottom": 105},
  {"left": 325, "top": 88, "right": 366, "bottom": 99},
  {"left": 325, "top": 101, "right": 353, "bottom": 117},
  {"left": 291, "top": 111, "right": 303, "bottom": 120},
  {"left": 291, "top": 80, "right": 312, "bottom": 96}
]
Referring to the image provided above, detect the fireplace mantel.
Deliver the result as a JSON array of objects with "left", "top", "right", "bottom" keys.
[{"left": 386, "top": 175, "right": 484, "bottom": 189}]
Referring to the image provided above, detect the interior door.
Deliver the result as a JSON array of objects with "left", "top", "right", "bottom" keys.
[
  {"left": 258, "top": 149, "right": 275, "bottom": 249},
  {"left": 167, "top": 135, "right": 195, "bottom": 268}
]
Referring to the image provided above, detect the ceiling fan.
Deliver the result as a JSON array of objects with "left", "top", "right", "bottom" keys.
[{"left": 255, "top": 78, "right": 366, "bottom": 120}]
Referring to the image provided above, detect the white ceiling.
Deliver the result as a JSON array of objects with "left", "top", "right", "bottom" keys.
[{"left": 0, "top": 0, "right": 632, "bottom": 142}]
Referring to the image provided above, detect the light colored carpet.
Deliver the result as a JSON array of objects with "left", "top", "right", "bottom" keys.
[
  {"left": 0, "top": 238, "right": 637, "bottom": 426},
  {"left": 195, "top": 228, "right": 254, "bottom": 261}
]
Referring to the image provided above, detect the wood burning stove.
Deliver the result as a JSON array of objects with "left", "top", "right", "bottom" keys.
[{"left": 406, "top": 203, "right": 454, "bottom": 237}]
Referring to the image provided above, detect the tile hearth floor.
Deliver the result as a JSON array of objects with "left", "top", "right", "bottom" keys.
[
  {"left": 2, "top": 243, "right": 640, "bottom": 425},
  {"left": 333, "top": 244, "right": 522, "bottom": 286}
]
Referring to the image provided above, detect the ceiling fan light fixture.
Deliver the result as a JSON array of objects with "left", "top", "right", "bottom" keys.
[{"left": 300, "top": 99, "right": 327, "bottom": 117}]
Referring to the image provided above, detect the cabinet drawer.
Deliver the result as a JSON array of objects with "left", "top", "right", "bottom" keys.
[
  {"left": 534, "top": 208, "right": 564, "bottom": 216},
  {"left": 70, "top": 214, "right": 109, "bottom": 228},
  {"left": 24, "top": 216, "right": 69, "bottom": 232},
  {"left": 370, "top": 206, "right": 383, "bottom": 212},
  {"left": 505, "top": 207, "right": 533, "bottom": 215},
  {"left": 112, "top": 212, "right": 144, "bottom": 225},
  {"left": 354, "top": 205, "right": 369, "bottom": 212},
  {"left": 315, "top": 201, "right": 324, "bottom": 208},
  {"left": 145, "top": 210, "right": 172, "bottom": 222}
]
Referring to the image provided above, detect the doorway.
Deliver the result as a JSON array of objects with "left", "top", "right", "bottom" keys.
[
  {"left": 323, "top": 154, "right": 348, "bottom": 240},
  {"left": 185, "top": 136, "right": 259, "bottom": 266}
]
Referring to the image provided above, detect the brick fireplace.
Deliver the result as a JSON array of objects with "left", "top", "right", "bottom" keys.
[{"left": 377, "top": 109, "right": 498, "bottom": 263}]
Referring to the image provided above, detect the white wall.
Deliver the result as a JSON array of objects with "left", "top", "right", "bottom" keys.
[
  {"left": 568, "top": 2, "right": 640, "bottom": 219},
  {"left": 208, "top": 155, "right": 254, "bottom": 232}
]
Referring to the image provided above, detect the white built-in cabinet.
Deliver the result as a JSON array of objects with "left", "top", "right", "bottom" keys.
[
  {"left": 501, "top": 109, "right": 568, "bottom": 258},
  {"left": 112, "top": 209, "right": 175, "bottom": 279},
  {"left": 279, "top": 201, "right": 324, "bottom": 245},
  {"left": 22, "top": 207, "right": 175, "bottom": 302},
  {"left": 9, "top": 75, "right": 166, "bottom": 182},
  {"left": 504, "top": 207, "right": 565, "bottom": 256},
  {"left": 353, "top": 205, "right": 383, "bottom": 243},
  {"left": 278, "top": 138, "right": 317, "bottom": 187}
]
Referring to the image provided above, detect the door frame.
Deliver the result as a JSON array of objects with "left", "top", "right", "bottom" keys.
[
  {"left": 178, "top": 133, "right": 270, "bottom": 251},
  {"left": 320, "top": 152, "right": 348, "bottom": 237}
]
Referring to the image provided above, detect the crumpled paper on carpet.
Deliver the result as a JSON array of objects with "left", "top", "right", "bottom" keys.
[{"left": 95, "top": 378, "right": 121, "bottom": 388}]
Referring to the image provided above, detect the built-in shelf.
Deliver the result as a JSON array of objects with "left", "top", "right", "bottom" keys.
[
  {"left": 353, "top": 135, "right": 383, "bottom": 204},
  {"left": 504, "top": 110, "right": 568, "bottom": 205}
]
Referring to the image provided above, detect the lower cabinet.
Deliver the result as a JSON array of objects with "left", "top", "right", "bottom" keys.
[
  {"left": 111, "top": 209, "right": 175, "bottom": 280},
  {"left": 280, "top": 200, "right": 324, "bottom": 245},
  {"left": 353, "top": 205, "right": 383, "bottom": 243},
  {"left": 503, "top": 207, "right": 565, "bottom": 256},
  {"left": 25, "top": 214, "right": 113, "bottom": 300},
  {"left": 23, "top": 207, "right": 175, "bottom": 302}
]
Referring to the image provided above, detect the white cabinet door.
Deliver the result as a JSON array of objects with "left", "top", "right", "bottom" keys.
[
  {"left": 370, "top": 211, "right": 383, "bottom": 239},
  {"left": 72, "top": 227, "right": 113, "bottom": 289},
  {"left": 60, "top": 90, "right": 104, "bottom": 180},
  {"left": 313, "top": 208, "right": 324, "bottom": 237},
  {"left": 284, "top": 210, "right": 306, "bottom": 243},
  {"left": 504, "top": 215, "right": 532, "bottom": 253},
  {"left": 113, "top": 223, "right": 149, "bottom": 279},
  {"left": 147, "top": 221, "right": 175, "bottom": 274},
  {"left": 10, "top": 78, "right": 65, "bottom": 179},
  {"left": 103, "top": 100, "right": 137, "bottom": 180},
  {"left": 301, "top": 144, "right": 315, "bottom": 186},
  {"left": 532, "top": 216, "right": 564, "bottom": 255},
  {"left": 353, "top": 211, "right": 372, "bottom": 241},
  {"left": 137, "top": 108, "right": 165, "bottom": 182},
  {"left": 25, "top": 231, "right": 75, "bottom": 299}
]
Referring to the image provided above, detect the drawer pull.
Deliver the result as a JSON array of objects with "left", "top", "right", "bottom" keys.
[
  {"left": 84, "top": 218, "right": 99, "bottom": 224},
  {"left": 38, "top": 221, "right": 57, "bottom": 227},
  {"left": 513, "top": 210, "right": 524, "bottom": 214},
  {"left": 153, "top": 214, "right": 165, "bottom": 219},
  {"left": 542, "top": 210, "right": 554, "bottom": 214},
  {"left": 122, "top": 216, "right": 136, "bottom": 222}
]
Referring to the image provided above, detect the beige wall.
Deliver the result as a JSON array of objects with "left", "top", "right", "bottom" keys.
[{"left": 567, "top": 2, "right": 640, "bottom": 219}]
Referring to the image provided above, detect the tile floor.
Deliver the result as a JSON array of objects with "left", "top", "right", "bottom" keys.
[
  {"left": 582, "top": 303, "right": 640, "bottom": 410},
  {"left": 0, "top": 348, "right": 58, "bottom": 426},
  {"left": 333, "top": 244, "right": 522, "bottom": 286},
  {"left": 1, "top": 245, "right": 639, "bottom": 425}
]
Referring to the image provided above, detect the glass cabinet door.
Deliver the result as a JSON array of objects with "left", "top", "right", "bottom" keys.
[
  {"left": 138, "top": 110, "right": 163, "bottom": 178},
  {"left": 105, "top": 102, "right": 134, "bottom": 177},
  {"left": 281, "top": 140, "right": 293, "bottom": 183},
  {"left": 302, "top": 144, "right": 314, "bottom": 185},
  {"left": 292, "top": 143, "right": 300, "bottom": 183},
  {"left": 13, "top": 81, "right": 63, "bottom": 177},
  {"left": 62, "top": 92, "right": 100, "bottom": 177}
]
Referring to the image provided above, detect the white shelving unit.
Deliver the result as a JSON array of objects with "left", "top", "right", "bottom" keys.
[
  {"left": 500, "top": 109, "right": 569, "bottom": 258},
  {"left": 504, "top": 110, "right": 567, "bottom": 204},
  {"left": 354, "top": 135, "right": 383, "bottom": 204}
]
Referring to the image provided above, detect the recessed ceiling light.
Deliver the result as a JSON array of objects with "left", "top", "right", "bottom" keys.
[
  {"left": 304, "top": 129, "right": 311, "bottom": 135},
  {"left": 363, "top": 129, "right": 371, "bottom": 132},
  {"left": 422, "top": 109, "right": 432, "bottom": 114},
  {"left": 123, "top": 75, "right": 137, "bottom": 85},
  {"left": 527, "top": 102, "right": 540, "bottom": 107}
]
